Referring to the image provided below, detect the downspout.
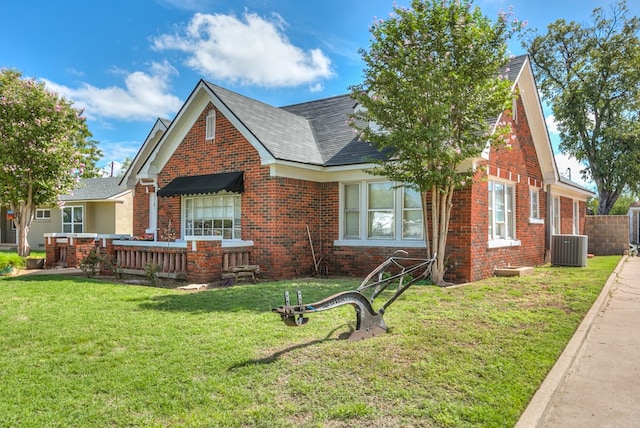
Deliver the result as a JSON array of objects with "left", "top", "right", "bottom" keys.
[
  {"left": 545, "top": 184, "right": 553, "bottom": 263},
  {"left": 139, "top": 179, "right": 158, "bottom": 240}
]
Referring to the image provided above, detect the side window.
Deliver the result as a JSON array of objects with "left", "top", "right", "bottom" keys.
[
  {"left": 343, "top": 183, "right": 360, "bottom": 239},
  {"left": 552, "top": 196, "right": 561, "bottom": 235},
  {"left": 529, "top": 188, "right": 540, "bottom": 220},
  {"left": 488, "top": 179, "right": 515, "bottom": 241},
  {"left": 35, "top": 209, "right": 51, "bottom": 220},
  {"left": 340, "top": 181, "right": 423, "bottom": 242}
]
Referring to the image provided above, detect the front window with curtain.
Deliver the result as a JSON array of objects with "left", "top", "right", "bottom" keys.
[
  {"left": 183, "top": 193, "right": 241, "bottom": 239},
  {"left": 488, "top": 180, "right": 515, "bottom": 241}
]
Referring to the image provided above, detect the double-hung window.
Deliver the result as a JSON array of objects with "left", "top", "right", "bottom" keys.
[
  {"left": 183, "top": 193, "right": 241, "bottom": 239},
  {"left": 339, "top": 181, "right": 423, "bottom": 245},
  {"left": 62, "top": 206, "right": 83, "bottom": 233},
  {"left": 552, "top": 196, "right": 561, "bottom": 235},
  {"left": 488, "top": 179, "right": 517, "bottom": 245},
  {"left": 529, "top": 187, "right": 543, "bottom": 224}
]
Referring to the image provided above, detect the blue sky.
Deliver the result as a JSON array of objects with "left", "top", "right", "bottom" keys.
[{"left": 2, "top": 0, "right": 636, "bottom": 183}]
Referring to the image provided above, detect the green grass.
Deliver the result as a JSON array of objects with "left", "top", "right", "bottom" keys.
[
  {"left": 0, "top": 256, "right": 620, "bottom": 427},
  {"left": 0, "top": 251, "right": 45, "bottom": 269}
]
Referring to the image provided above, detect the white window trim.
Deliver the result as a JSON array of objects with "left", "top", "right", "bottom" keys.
[
  {"left": 62, "top": 205, "right": 84, "bottom": 233},
  {"left": 335, "top": 180, "right": 426, "bottom": 248},
  {"left": 573, "top": 200, "right": 580, "bottom": 235},
  {"left": 552, "top": 196, "right": 561, "bottom": 235},
  {"left": 35, "top": 208, "right": 52, "bottom": 220},
  {"left": 488, "top": 178, "right": 520, "bottom": 248},
  {"left": 529, "top": 187, "right": 544, "bottom": 224},
  {"left": 181, "top": 193, "right": 241, "bottom": 240}
]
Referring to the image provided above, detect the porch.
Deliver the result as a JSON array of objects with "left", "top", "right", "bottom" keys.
[{"left": 44, "top": 233, "right": 256, "bottom": 283}]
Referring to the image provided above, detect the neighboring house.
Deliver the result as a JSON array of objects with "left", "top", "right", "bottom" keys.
[
  {"left": 0, "top": 177, "right": 133, "bottom": 250},
  {"left": 120, "top": 54, "right": 593, "bottom": 283}
]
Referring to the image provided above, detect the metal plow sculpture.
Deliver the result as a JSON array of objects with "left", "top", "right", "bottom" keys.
[{"left": 272, "top": 251, "right": 436, "bottom": 341}]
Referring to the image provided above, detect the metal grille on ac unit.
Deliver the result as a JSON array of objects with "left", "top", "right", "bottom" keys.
[{"left": 551, "top": 235, "right": 588, "bottom": 267}]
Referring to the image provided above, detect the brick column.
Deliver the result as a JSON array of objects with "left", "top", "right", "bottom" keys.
[{"left": 186, "top": 240, "right": 222, "bottom": 283}]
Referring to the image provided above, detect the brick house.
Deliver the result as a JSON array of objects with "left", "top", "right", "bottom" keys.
[{"left": 118, "top": 54, "right": 593, "bottom": 284}]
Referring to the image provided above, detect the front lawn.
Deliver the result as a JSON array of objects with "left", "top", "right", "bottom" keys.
[{"left": 0, "top": 256, "right": 620, "bottom": 427}]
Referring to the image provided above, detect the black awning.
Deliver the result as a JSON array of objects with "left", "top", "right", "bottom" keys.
[{"left": 157, "top": 171, "right": 244, "bottom": 197}]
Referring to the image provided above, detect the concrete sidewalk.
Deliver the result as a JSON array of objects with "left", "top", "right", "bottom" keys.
[{"left": 517, "top": 256, "right": 640, "bottom": 427}]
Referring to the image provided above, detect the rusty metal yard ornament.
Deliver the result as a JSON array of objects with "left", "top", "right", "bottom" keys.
[{"left": 272, "top": 250, "right": 436, "bottom": 341}]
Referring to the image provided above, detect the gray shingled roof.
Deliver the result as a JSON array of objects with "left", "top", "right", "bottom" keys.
[
  {"left": 204, "top": 82, "right": 325, "bottom": 165},
  {"left": 281, "top": 95, "right": 390, "bottom": 166},
  {"left": 501, "top": 54, "right": 527, "bottom": 83},
  {"left": 60, "top": 177, "right": 128, "bottom": 201},
  {"left": 202, "top": 55, "right": 528, "bottom": 167}
]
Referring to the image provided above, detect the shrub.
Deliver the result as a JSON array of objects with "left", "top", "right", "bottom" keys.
[
  {"left": 79, "top": 250, "right": 101, "bottom": 278},
  {"left": 144, "top": 262, "right": 161, "bottom": 286},
  {"left": 100, "top": 254, "right": 124, "bottom": 279},
  {"left": 0, "top": 252, "right": 24, "bottom": 270}
]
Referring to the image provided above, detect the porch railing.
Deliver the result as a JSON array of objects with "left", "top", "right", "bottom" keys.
[{"left": 113, "top": 241, "right": 188, "bottom": 279}]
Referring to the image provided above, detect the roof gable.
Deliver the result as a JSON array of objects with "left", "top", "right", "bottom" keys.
[{"left": 120, "top": 117, "right": 170, "bottom": 187}]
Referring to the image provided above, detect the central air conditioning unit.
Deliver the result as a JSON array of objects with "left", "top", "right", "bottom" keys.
[{"left": 551, "top": 234, "right": 588, "bottom": 267}]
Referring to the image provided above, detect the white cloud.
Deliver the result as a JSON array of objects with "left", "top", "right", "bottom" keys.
[
  {"left": 42, "top": 61, "right": 183, "bottom": 121},
  {"left": 152, "top": 12, "right": 334, "bottom": 88},
  {"left": 545, "top": 114, "right": 559, "bottom": 134},
  {"left": 308, "top": 82, "right": 324, "bottom": 93}
]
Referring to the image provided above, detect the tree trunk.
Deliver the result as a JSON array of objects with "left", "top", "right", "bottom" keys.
[
  {"left": 597, "top": 190, "right": 619, "bottom": 215},
  {"left": 428, "top": 184, "right": 456, "bottom": 286},
  {"left": 11, "top": 201, "right": 33, "bottom": 257}
]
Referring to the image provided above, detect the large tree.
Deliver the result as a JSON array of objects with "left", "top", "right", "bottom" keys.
[
  {"left": 350, "top": 0, "right": 521, "bottom": 285},
  {"left": 0, "top": 68, "right": 101, "bottom": 256},
  {"left": 527, "top": 0, "right": 640, "bottom": 214}
]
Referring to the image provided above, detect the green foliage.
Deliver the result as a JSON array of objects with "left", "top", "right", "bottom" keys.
[
  {"left": 100, "top": 254, "right": 124, "bottom": 279},
  {"left": 589, "top": 191, "right": 639, "bottom": 215},
  {"left": 0, "top": 252, "right": 23, "bottom": 269},
  {"left": 351, "top": 0, "right": 520, "bottom": 190},
  {"left": 79, "top": 250, "right": 101, "bottom": 278},
  {"left": 349, "top": 0, "right": 523, "bottom": 283},
  {"left": 144, "top": 261, "right": 161, "bottom": 285},
  {"left": 117, "top": 156, "right": 133, "bottom": 177},
  {"left": 0, "top": 68, "right": 102, "bottom": 255},
  {"left": 526, "top": 0, "right": 640, "bottom": 214},
  {"left": 0, "top": 257, "right": 620, "bottom": 426}
]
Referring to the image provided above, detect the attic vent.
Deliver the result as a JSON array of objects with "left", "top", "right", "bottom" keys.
[
  {"left": 551, "top": 234, "right": 588, "bottom": 267},
  {"left": 206, "top": 110, "right": 216, "bottom": 140}
]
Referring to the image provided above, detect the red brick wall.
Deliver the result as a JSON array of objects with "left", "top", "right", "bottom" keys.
[
  {"left": 133, "top": 104, "right": 328, "bottom": 280},
  {"left": 466, "top": 90, "right": 547, "bottom": 281},
  {"left": 131, "top": 90, "right": 553, "bottom": 283},
  {"left": 558, "top": 196, "right": 579, "bottom": 234},
  {"left": 321, "top": 93, "right": 547, "bottom": 282}
]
